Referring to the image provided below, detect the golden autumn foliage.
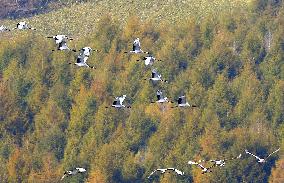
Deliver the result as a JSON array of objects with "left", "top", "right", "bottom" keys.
[{"left": 87, "top": 169, "right": 107, "bottom": 183}]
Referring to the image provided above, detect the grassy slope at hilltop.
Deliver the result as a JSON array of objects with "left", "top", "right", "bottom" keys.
[{"left": 1, "top": 0, "right": 249, "bottom": 37}]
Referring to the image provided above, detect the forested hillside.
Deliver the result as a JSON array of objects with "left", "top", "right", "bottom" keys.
[{"left": 0, "top": 0, "right": 284, "bottom": 182}]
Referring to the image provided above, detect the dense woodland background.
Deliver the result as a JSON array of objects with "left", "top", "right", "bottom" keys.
[{"left": 0, "top": 0, "right": 284, "bottom": 182}]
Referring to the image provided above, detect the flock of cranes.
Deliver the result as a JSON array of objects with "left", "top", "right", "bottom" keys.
[
  {"left": 60, "top": 148, "right": 280, "bottom": 180},
  {"left": 139, "top": 148, "right": 280, "bottom": 179},
  {"left": 0, "top": 22, "right": 281, "bottom": 181}
]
